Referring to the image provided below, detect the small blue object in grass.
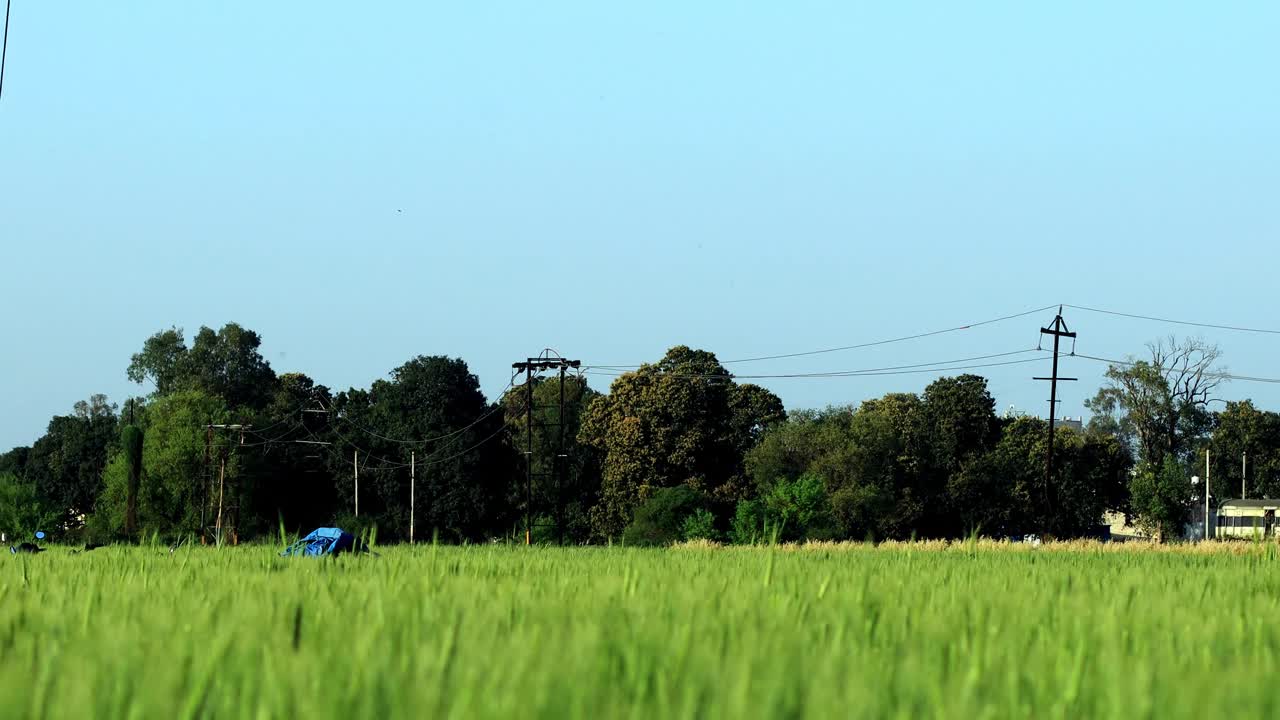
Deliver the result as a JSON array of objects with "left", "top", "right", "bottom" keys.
[
  {"left": 35, "top": 531, "right": 45, "bottom": 540},
  {"left": 281, "top": 528, "right": 357, "bottom": 557}
]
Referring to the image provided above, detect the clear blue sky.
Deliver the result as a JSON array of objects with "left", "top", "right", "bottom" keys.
[{"left": 2, "top": 2, "right": 1278, "bottom": 451}]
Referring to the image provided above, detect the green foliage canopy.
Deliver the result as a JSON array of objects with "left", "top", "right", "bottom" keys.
[{"left": 579, "top": 346, "right": 785, "bottom": 539}]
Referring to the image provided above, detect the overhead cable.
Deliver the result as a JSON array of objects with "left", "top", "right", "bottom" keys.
[
  {"left": 585, "top": 350, "right": 1048, "bottom": 381},
  {"left": 1069, "top": 353, "right": 1280, "bottom": 385},
  {"left": 322, "top": 371, "right": 517, "bottom": 446},
  {"left": 0, "top": 0, "right": 11, "bottom": 101},
  {"left": 1064, "top": 304, "right": 1280, "bottom": 336},
  {"left": 584, "top": 304, "right": 1059, "bottom": 369}
]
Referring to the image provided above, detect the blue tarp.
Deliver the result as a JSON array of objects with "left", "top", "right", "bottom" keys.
[{"left": 280, "top": 527, "right": 356, "bottom": 557}]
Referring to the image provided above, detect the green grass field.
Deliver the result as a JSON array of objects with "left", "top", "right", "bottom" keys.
[{"left": 4, "top": 541, "right": 1280, "bottom": 719}]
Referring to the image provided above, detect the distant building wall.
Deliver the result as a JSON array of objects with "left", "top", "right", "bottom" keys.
[{"left": 1105, "top": 511, "right": 1149, "bottom": 541}]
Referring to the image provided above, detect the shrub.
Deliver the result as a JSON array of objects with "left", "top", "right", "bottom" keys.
[
  {"left": 731, "top": 473, "right": 836, "bottom": 544},
  {"left": 1129, "top": 458, "right": 1192, "bottom": 542},
  {"left": 0, "top": 472, "right": 59, "bottom": 541},
  {"left": 767, "top": 472, "right": 837, "bottom": 541},
  {"left": 622, "top": 486, "right": 704, "bottom": 546},
  {"left": 730, "top": 499, "right": 768, "bottom": 544},
  {"left": 681, "top": 508, "right": 719, "bottom": 542}
]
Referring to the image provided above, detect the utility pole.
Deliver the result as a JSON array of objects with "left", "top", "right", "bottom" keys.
[
  {"left": 512, "top": 353, "right": 582, "bottom": 545},
  {"left": 202, "top": 424, "right": 212, "bottom": 543},
  {"left": 1242, "top": 452, "right": 1247, "bottom": 500},
  {"left": 558, "top": 364, "right": 568, "bottom": 547},
  {"left": 354, "top": 450, "right": 359, "bottom": 517},
  {"left": 202, "top": 424, "right": 250, "bottom": 545},
  {"left": 410, "top": 451, "right": 416, "bottom": 544},
  {"left": 1206, "top": 449, "right": 1211, "bottom": 541},
  {"left": 215, "top": 450, "right": 226, "bottom": 545},
  {"left": 1034, "top": 307, "right": 1077, "bottom": 528},
  {"left": 525, "top": 362, "right": 533, "bottom": 545}
]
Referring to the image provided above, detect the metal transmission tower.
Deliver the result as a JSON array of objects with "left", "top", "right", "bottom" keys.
[
  {"left": 1034, "top": 307, "right": 1077, "bottom": 523},
  {"left": 512, "top": 351, "right": 581, "bottom": 545}
]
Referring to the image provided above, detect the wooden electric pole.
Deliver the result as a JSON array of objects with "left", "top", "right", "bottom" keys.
[
  {"left": 1034, "top": 307, "right": 1077, "bottom": 530},
  {"left": 215, "top": 451, "right": 226, "bottom": 545},
  {"left": 202, "top": 423, "right": 250, "bottom": 545}
]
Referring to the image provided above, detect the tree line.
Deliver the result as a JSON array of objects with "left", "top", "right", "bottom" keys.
[{"left": 0, "top": 326, "right": 1270, "bottom": 544}]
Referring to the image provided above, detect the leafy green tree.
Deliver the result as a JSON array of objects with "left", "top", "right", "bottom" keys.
[
  {"left": 1072, "top": 427, "right": 1134, "bottom": 521},
  {"left": 328, "top": 356, "right": 517, "bottom": 542},
  {"left": 227, "top": 373, "right": 338, "bottom": 535},
  {"left": 745, "top": 407, "right": 854, "bottom": 500},
  {"left": 745, "top": 398, "right": 917, "bottom": 541},
  {"left": 501, "top": 374, "right": 602, "bottom": 543},
  {"left": 949, "top": 418, "right": 1131, "bottom": 538},
  {"left": 0, "top": 446, "right": 30, "bottom": 476},
  {"left": 184, "top": 324, "right": 278, "bottom": 410},
  {"left": 127, "top": 323, "right": 278, "bottom": 410},
  {"left": 916, "top": 375, "right": 1001, "bottom": 535},
  {"left": 121, "top": 423, "right": 144, "bottom": 537},
  {"left": 1086, "top": 337, "right": 1221, "bottom": 470},
  {"left": 93, "top": 453, "right": 132, "bottom": 538},
  {"left": 23, "top": 395, "right": 119, "bottom": 526},
  {"left": 96, "top": 389, "right": 231, "bottom": 537},
  {"left": 127, "top": 327, "right": 189, "bottom": 396},
  {"left": 622, "top": 485, "right": 705, "bottom": 546},
  {"left": 0, "top": 472, "right": 59, "bottom": 539},
  {"left": 579, "top": 346, "right": 784, "bottom": 539},
  {"left": 1129, "top": 457, "right": 1193, "bottom": 541},
  {"left": 826, "top": 394, "right": 927, "bottom": 539},
  {"left": 1207, "top": 401, "right": 1280, "bottom": 501},
  {"left": 747, "top": 377, "right": 999, "bottom": 541}
]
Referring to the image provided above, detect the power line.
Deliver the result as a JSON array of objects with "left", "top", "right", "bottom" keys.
[
  {"left": 1069, "top": 353, "right": 1280, "bottom": 385},
  {"left": 295, "top": 423, "right": 412, "bottom": 471},
  {"left": 0, "top": 0, "right": 11, "bottom": 101},
  {"left": 238, "top": 426, "right": 303, "bottom": 448},
  {"left": 414, "top": 423, "right": 510, "bottom": 468},
  {"left": 1064, "top": 304, "right": 1280, "bottom": 336},
  {"left": 584, "top": 349, "right": 1047, "bottom": 380},
  {"left": 329, "top": 373, "right": 518, "bottom": 445},
  {"left": 583, "top": 304, "right": 1059, "bottom": 369},
  {"left": 337, "top": 398, "right": 507, "bottom": 446},
  {"left": 325, "top": 423, "right": 415, "bottom": 470},
  {"left": 295, "top": 390, "right": 523, "bottom": 471},
  {"left": 232, "top": 375, "right": 522, "bottom": 469},
  {"left": 239, "top": 402, "right": 323, "bottom": 439}
]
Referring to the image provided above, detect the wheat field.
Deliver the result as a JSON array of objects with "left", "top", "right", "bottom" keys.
[{"left": 3, "top": 541, "right": 1277, "bottom": 719}]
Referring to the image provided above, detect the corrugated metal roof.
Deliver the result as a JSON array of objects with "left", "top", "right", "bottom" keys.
[{"left": 1219, "top": 499, "right": 1280, "bottom": 509}]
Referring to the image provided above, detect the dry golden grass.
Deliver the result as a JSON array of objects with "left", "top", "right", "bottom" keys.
[
  {"left": 677, "top": 537, "right": 1279, "bottom": 555},
  {"left": 670, "top": 538, "right": 723, "bottom": 549}
]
